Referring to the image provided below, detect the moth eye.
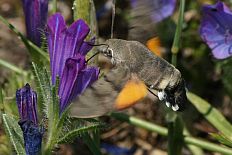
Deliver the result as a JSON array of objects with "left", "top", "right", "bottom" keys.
[
  {"left": 103, "top": 48, "right": 113, "bottom": 57},
  {"left": 107, "top": 48, "right": 113, "bottom": 57}
]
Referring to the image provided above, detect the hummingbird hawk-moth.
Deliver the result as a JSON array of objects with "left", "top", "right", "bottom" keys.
[{"left": 69, "top": 39, "right": 187, "bottom": 118}]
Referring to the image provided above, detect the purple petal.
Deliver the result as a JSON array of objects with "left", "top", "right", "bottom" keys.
[
  {"left": 16, "top": 83, "right": 38, "bottom": 125},
  {"left": 22, "top": 0, "right": 48, "bottom": 47},
  {"left": 79, "top": 38, "right": 95, "bottom": 56},
  {"left": 47, "top": 13, "right": 90, "bottom": 84},
  {"left": 72, "top": 66, "right": 99, "bottom": 96},
  {"left": 200, "top": 1, "right": 232, "bottom": 59},
  {"left": 130, "top": 0, "right": 176, "bottom": 23},
  {"left": 58, "top": 56, "right": 86, "bottom": 112},
  {"left": 19, "top": 120, "right": 44, "bottom": 155}
]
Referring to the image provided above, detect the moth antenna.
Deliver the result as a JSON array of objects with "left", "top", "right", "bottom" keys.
[
  {"left": 86, "top": 51, "right": 100, "bottom": 63},
  {"left": 87, "top": 42, "right": 109, "bottom": 48},
  {"left": 111, "top": 0, "right": 116, "bottom": 38},
  {"left": 86, "top": 42, "right": 110, "bottom": 54}
]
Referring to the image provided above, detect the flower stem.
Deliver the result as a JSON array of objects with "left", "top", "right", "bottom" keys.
[
  {"left": 171, "top": 0, "right": 185, "bottom": 57},
  {"left": 110, "top": 112, "right": 232, "bottom": 154},
  {"left": 167, "top": 113, "right": 184, "bottom": 155},
  {"left": 168, "top": 0, "right": 186, "bottom": 154},
  {"left": 52, "top": 0, "right": 57, "bottom": 14}
]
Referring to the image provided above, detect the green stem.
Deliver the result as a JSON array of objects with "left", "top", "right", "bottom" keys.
[
  {"left": 52, "top": 0, "right": 57, "bottom": 14},
  {"left": 111, "top": 112, "right": 232, "bottom": 155},
  {"left": 111, "top": 112, "right": 167, "bottom": 135},
  {"left": 171, "top": 54, "right": 177, "bottom": 67},
  {"left": 185, "top": 137, "right": 232, "bottom": 155},
  {"left": 45, "top": 81, "right": 60, "bottom": 154},
  {"left": 184, "top": 128, "right": 204, "bottom": 155},
  {"left": 167, "top": 113, "right": 184, "bottom": 155},
  {"left": 168, "top": 0, "right": 185, "bottom": 154},
  {"left": 171, "top": 0, "right": 185, "bottom": 56}
]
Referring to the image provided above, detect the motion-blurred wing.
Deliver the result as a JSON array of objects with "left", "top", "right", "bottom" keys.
[
  {"left": 128, "top": 0, "right": 176, "bottom": 43},
  {"left": 69, "top": 65, "right": 148, "bottom": 118}
]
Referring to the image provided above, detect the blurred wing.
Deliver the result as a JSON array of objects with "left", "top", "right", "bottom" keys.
[
  {"left": 69, "top": 65, "right": 148, "bottom": 118},
  {"left": 128, "top": 0, "right": 176, "bottom": 43},
  {"left": 200, "top": 2, "right": 232, "bottom": 59}
]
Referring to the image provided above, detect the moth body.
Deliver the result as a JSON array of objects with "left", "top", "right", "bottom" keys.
[
  {"left": 70, "top": 39, "right": 187, "bottom": 118},
  {"left": 100, "top": 39, "right": 187, "bottom": 111}
]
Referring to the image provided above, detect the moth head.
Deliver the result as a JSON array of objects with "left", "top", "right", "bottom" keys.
[
  {"left": 102, "top": 47, "right": 113, "bottom": 58},
  {"left": 98, "top": 39, "right": 128, "bottom": 65}
]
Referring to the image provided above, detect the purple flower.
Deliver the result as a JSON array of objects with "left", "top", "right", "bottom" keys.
[
  {"left": 200, "top": 1, "right": 232, "bottom": 59},
  {"left": 18, "top": 120, "right": 44, "bottom": 155},
  {"left": 130, "top": 0, "right": 176, "bottom": 23},
  {"left": 16, "top": 83, "right": 38, "bottom": 124},
  {"left": 22, "top": 0, "right": 48, "bottom": 47},
  {"left": 16, "top": 84, "right": 44, "bottom": 155},
  {"left": 46, "top": 13, "right": 99, "bottom": 113}
]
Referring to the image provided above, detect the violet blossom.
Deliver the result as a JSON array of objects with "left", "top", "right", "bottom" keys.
[
  {"left": 16, "top": 84, "right": 44, "bottom": 155},
  {"left": 22, "top": 0, "right": 48, "bottom": 46},
  {"left": 200, "top": 1, "right": 232, "bottom": 59},
  {"left": 46, "top": 13, "right": 99, "bottom": 113}
]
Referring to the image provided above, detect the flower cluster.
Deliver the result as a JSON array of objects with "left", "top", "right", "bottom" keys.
[
  {"left": 17, "top": 1, "right": 99, "bottom": 154},
  {"left": 46, "top": 13, "right": 99, "bottom": 113}
]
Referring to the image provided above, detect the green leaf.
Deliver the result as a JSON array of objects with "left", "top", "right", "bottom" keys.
[
  {"left": 82, "top": 133, "right": 102, "bottom": 155},
  {"left": 92, "top": 129, "right": 100, "bottom": 148},
  {"left": 187, "top": 92, "right": 232, "bottom": 140},
  {"left": 210, "top": 133, "right": 232, "bottom": 147},
  {"left": 32, "top": 62, "right": 51, "bottom": 116},
  {"left": 0, "top": 59, "right": 27, "bottom": 75},
  {"left": 2, "top": 114, "right": 25, "bottom": 155},
  {"left": 57, "top": 122, "right": 104, "bottom": 144},
  {"left": 111, "top": 112, "right": 232, "bottom": 155},
  {"left": 0, "top": 15, "right": 49, "bottom": 63}
]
